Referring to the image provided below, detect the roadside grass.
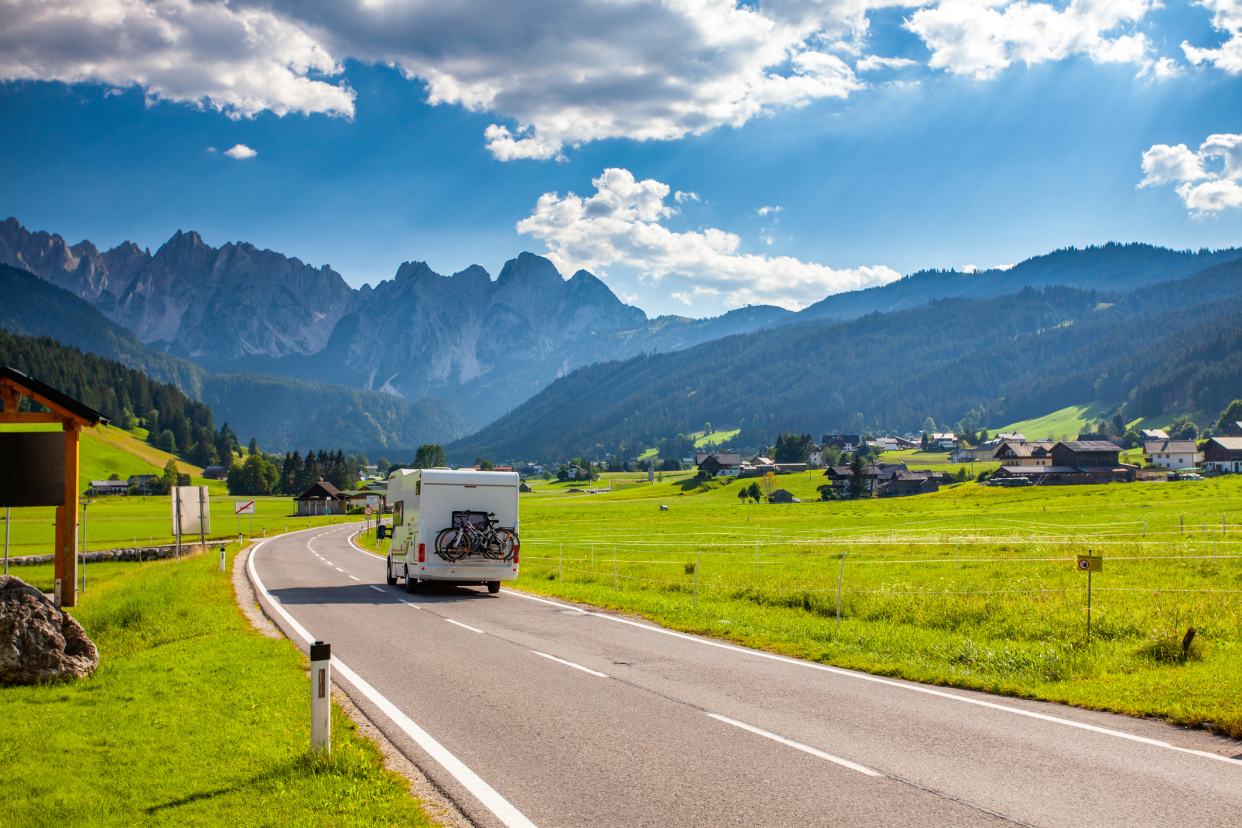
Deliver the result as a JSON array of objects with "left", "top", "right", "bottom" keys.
[
  {"left": 1, "top": 497, "right": 364, "bottom": 559},
  {"left": 512, "top": 474, "right": 1242, "bottom": 737},
  {"left": 0, "top": 544, "right": 434, "bottom": 827}
]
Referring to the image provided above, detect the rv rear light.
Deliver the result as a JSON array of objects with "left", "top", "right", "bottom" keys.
[{"left": 418, "top": 543, "right": 425, "bottom": 563}]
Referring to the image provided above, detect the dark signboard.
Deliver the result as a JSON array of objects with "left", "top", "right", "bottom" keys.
[{"left": 0, "top": 432, "right": 66, "bottom": 507}]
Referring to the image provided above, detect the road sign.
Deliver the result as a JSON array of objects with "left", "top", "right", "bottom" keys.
[
  {"left": 366, "top": 495, "right": 379, "bottom": 507},
  {"left": 1076, "top": 555, "right": 1102, "bottom": 573},
  {"left": 364, "top": 506, "right": 373, "bottom": 516},
  {"left": 234, "top": 501, "right": 256, "bottom": 515}
]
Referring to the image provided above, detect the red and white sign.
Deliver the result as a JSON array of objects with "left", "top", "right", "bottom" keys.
[
  {"left": 364, "top": 506, "right": 374, "bottom": 516},
  {"left": 234, "top": 501, "right": 256, "bottom": 515}
]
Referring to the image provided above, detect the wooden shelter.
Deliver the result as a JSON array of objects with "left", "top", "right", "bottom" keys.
[{"left": 0, "top": 366, "right": 108, "bottom": 608}]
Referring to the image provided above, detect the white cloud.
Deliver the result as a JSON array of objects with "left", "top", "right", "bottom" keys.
[
  {"left": 671, "top": 286, "right": 722, "bottom": 306},
  {"left": 1183, "top": 0, "right": 1242, "bottom": 74},
  {"left": 516, "top": 168, "right": 900, "bottom": 310},
  {"left": 1139, "top": 133, "right": 1242, "bottom": 214},
  {"left": 206, "top": 146, "right": 217, "bottom": 153},
  {"left": 756, "top": 205, "right": 783, "bottom": 216},
  {"left": 0, "top": 0, "right": 355, "bottom": 119},
  {"left": 223, "top": 143, "right": 257, "bottom": 159},
  {"left": 1137, "top": 56, "right": 1184, "bottom": 81},
  {"left": 675, "top": 191, "right": 700, "bottom": 204},
  {"left": 855, "top": 55, "right": 918, "bottom": 72},
  {"left": 904, "top": 0, "right": 1156, "bottom": 80}
]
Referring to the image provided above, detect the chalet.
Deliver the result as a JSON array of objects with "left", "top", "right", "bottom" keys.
[
  {"left": 878, "top": 470, "right": 956, "bottom": 496},
  {"left": 949, "top": 448, "right": 977, "bottom": 463},
  {"left": 1203, "top": 437, "right": 1242, "bottom": 472},
  {"left": 1141, "top": 428, "right": 1170, "bottom": 441},
  {"left": 931, "top": 432, "right": 958, "bottom": 449},
  {"left": 807, "top": 446, "right": 823, "bottom": 469},
  {"left": 739, "top": 456, "right": 776, "bottom": 477},
  {"left": 1143, "top": 439, "right": 1202, "bottom": 470},
  {"left": 1224, "top": 422, "right": 1242, "bottom": 438},
  {"left": 1052, "top": 440, "right": 1123, "bottom": 469},
  {"left": 822, "top": 462, "right": 907, "bottom": 495},
  {"left": 201, "top": 466, "right": 228, "bottom": 481},
  {"left": 992, "top": 440, "right": 1054, "bottom": 467},
  {"left": 295, "top": 480, "right": 344, "bottom": 516},
  {"left": 821, "top": 434, "right": 862, "bottom": 452},
  {"left": 696, "top": 452, "right": 743, "bottom": 476},
  {"left": 89, "top": 479, "right": 129, "bottom": 496}
]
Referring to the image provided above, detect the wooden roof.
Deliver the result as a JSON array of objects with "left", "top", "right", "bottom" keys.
[{"left": 0, "top": 366, "right": 108, "bottom": 426}]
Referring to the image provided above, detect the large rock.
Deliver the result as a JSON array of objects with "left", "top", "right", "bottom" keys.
[{"left": 0, "top": 575, "right": 99, "bottom": 684}]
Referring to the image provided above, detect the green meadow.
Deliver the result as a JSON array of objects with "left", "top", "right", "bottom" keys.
[
  {"left": 505, "top": 472, "right": 1242, "bottom": 737},
  {"left": 0, "top": 545, "right": 433, "bottom": 827}
]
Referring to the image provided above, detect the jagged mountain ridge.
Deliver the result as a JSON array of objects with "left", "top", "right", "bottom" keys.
[{"left": 0, "top": 217, "right": 354, "bottom": 359}]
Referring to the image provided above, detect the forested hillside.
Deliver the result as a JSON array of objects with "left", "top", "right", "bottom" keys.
[
  {"left": 0, "top": 263, "right": 473, "bottom": 453},
  {"left": 795, "top": 243, "right": 1242, "bottom": 322},
  {"left": 448, "top": 258, "right": 1242, "bottom": 462}
]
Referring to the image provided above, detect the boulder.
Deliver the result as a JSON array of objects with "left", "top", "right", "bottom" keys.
[{"left": 0, "top": 575, "right": 99, "bottom": 684}]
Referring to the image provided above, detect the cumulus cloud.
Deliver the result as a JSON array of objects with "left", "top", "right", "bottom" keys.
[
  {"left": 516, "top": 168, "right": 899, "bottom": 310},
  {"left": 223, "top": 143, "right": 257, "bottom": 159},
  {"left": 1183, "top": 0, "right": 1242, "bottom": 74},
  {"left": 904, "top": 0, "right": 1156, "bottom": 80},
  {"left": 1139, "top": 133, "right": 1242, "bottom": 214},
  {"left": 0, "top": 0, "right": 355, "bottom": 119},
  {"left": 675, "top": 191, "right": 700, "bottom": 204},
  {"left": 756, "top": 205, "right": 783, "bottom": 216}
]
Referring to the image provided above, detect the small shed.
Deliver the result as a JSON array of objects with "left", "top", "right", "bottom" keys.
[
  {"left": 296, "top": 480, "right": 344, "bottom": 516},
  {"left": 519, "top": 481, "right": 532, "bottom": 493},
  {"left": 768, "top": 489, "right": 795, "bottom": 503}
]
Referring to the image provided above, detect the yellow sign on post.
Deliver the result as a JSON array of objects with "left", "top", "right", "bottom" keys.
[{"left": 1076, "top": 555, "right": 1103, "bottom": 573}]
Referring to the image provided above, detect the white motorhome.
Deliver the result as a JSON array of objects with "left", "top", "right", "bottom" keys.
[{"left": 385, "top": 468, "right": 520, "bottom": 593}]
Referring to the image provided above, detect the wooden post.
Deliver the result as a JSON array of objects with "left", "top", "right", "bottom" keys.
[{"left": 59, "top": 421, "right": 80, "bottom": 607}]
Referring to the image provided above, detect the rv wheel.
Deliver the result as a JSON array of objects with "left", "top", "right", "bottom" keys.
[
  {"left": 487, "top": 580, "right": 501, "bottom": 594},
  {"left": 406, "top": 572, "right": 421, "bottom": 594},
  {"left": 386, "top": 557, "right": 398, "bottom": 586}
]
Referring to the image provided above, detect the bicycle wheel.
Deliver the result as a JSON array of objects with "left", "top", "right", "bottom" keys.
[
  {"left": 482, "top": 529, "right": 510, "bottom": 560},
  {"left": 436, "top": 527, "right": 467, "bottom": 561}
]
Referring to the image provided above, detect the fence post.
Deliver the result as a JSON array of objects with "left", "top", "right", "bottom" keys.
[
  {"left": 1086, "top": 569, "right": 1092, "bottom": 642},
  {"left": 835, "top": 548, "right": 846, "bottom": 628},
  {"left": 310, "top": 640, "right": 331, "bottom": 754},
  {"left": 692, "top": 545, "right": 702, "bottom": 609}
]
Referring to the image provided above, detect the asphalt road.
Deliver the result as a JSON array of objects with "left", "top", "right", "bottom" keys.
[{"left": 249, "top": 524, "right": 1242, "bottom": 828}]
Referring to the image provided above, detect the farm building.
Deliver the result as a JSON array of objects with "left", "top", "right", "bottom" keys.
[
  {"left": 1204, "top": 438, "right": 1242, "bottom": 472},
  {"left": 1143, "top": 439, "right": 1202, "bottom": 470}
]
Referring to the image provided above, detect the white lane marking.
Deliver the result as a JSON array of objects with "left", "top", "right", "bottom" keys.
[
  {"left": 336, "top": 567, "right": 345, "bottom": 572},
  {"left": 446, "top": 619, "right": 484, "bottom": 634},
  {"left": 349, "top": 575, "right": 361, "bottom": 581},
  {"left": 370, "top": 585, "right": 385, "bottom": 592},
  {"left": 502, "top": 590, "right": 1238, "bottom": 767},
  {"left": 247, "top": 536, "right": 538, "bottom": 828},
  {"left": 532, "top": 650, "right": 608, "bottom": 678},
  {"left": 707, "top": 713, "right": 880, "bottom": 776}
]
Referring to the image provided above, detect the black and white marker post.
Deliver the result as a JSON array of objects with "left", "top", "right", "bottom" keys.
[{"left": 310, "top": 640, "right": 331, "bottom": 754}]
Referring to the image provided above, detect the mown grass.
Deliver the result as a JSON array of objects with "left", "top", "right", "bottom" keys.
[
  {"left": 513, "top": 473, "right": 1242, "bottom": 737},
  {"left": 0, "top": 545, "right": 434, "bottom": 827}
]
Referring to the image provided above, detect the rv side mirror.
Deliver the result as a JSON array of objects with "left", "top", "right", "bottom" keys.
[{"left": 376, "top": 525, "right": 387, "bottom": 540}]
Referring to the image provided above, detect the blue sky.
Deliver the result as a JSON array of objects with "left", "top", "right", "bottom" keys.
[{"left": 1, "top": 0, "right": 1240, "bottom": 317}]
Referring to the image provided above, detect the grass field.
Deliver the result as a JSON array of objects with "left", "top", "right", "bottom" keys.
[
  {"left": 2, "top": 496, "right": 363, "bottom": 561},
  {"left": 994, "top": 401, "right": 1117, "bottom": 441},
  {"left": 0, "top": 544, "right": 434, "bottom": 827},
  {"left": 508, "top": 472, "right": 1242, "bottom": 737}
]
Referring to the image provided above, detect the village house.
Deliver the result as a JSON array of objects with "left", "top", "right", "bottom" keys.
[
  {"left": 1203, "top": 437, "right": 1242, "bottom": 472},
  {"left": 295, "top": 480, "right": 344, "bottom": 516},
  {"left": 89, "top": 479, "right": 129, "bottom": 496},
  {"left": 976, "top": 433, "right": 1026, "bottom": 461},
  {"left": 807, "top": 445, "right": 823, "bottom": 469},
  {"left": 1141, "top": 428, "right": 1170, "bottom": 440},
  {"left": 821, "top": 434, "right": 862, "bottom": 452},
  {"left": 878, "top": 469, "right": 956, "bottom": 497},
  {"left": 949, "top": 448, "right": 977, "bottom": 463},
  {"left": 992, "top": 440, "right": 1055, "bottom": 467},
  {"left": 822, "top": 462, "right": 908, "bottom": 495},
  {"left": 696, "top": 452, "right": 744, "bottom": 476},
  {"left": 930, "top": 432, "right": 959, "bottom": 449},
  {"left": 1143, "top": 439, "right": 1202, "bottom": 470},
  {"left": 991, "top": 440, "right": 1134, "bottom": 485}
]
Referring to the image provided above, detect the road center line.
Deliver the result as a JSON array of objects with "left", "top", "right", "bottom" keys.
[
  {"left": 501, "top": 590, "right": 1238, "bottom": 767},
  {"left": 247, "top": 534, "right": 538, "bottom": 828},
  {"left": 706, "top": 713, "right": 879, "bottom": 776},
  {"left": 369, "top": 585, "right": 385, "bottom": 592},
  {"left": 531, "top": 650, "right": 608, "bottom": 677},
  {"left": 446, "top": 618, "right": 485, "bottom": 634}
]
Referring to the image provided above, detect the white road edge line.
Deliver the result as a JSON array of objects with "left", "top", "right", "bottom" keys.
[
  {"left": 446, "top": 619, "right": 485, "bottom": 634},
  {"left": 501, "top": 590, "right": 1238, "bottom": 767},
  {"left": 369, "top": 585, "right": 385, "bottom": 592},
  {"left": 707, "top": 713, "right": 880, "bottom": 776},
  {"left": 349, "top": 576, "right": 361, "bottom": 581},
  {"left": 531, "top": 650, "right": 608, "bottom": 677},
  {"left": 247, "top": 535, "right": 538, "bottom": 828}
]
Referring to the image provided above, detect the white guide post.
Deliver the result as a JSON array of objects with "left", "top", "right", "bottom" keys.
[{"left": 310, "top": 640, "right": 331, "bottom": 753}]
